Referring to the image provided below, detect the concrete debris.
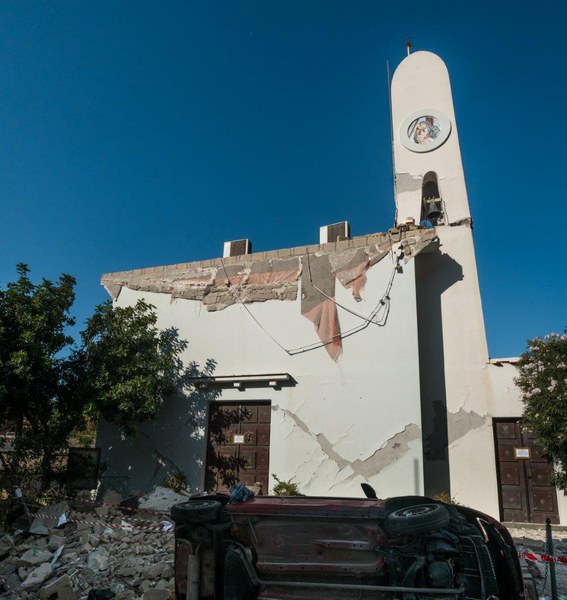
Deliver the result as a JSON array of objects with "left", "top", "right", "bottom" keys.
[
  {"left": 86, "top": 549, "right": 109, "bottom": 572},
  {"left": 17, "top": 549, "right": 53, "bottom": 568},
  {"left": 506, "top": 526, "right": 567, "bottom": 599},
  {"left": 0, "top": 499, "right": 175, "bottom": 600},
  {"left": 137, "top": 486, "right": 188, "bottom": 513},
  {"left": 21, "top": 562, "right": 53, "bottom": 590},
  {"left": 39, "top": 574, "right": 76, "bottom": 599}
]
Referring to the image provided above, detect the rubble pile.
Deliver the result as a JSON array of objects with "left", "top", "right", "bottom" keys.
[
  {"left": 508, "top": 526, "right": 567, "bottom": 599},
  {"left": 0, "top": 488, "right": 182, "bottom": 600}
]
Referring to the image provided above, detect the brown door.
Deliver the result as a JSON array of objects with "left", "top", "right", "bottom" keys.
[
  {"left": 205, "top": 401, "right": 270, "bottom": 494},
  {"left": 494, "top": 419, "right": 559, "bottom": 524}
]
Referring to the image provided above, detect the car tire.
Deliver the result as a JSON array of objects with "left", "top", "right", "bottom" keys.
[
  {"left": 170, "top": 499, "right": 222, "bottom": 523},
  {"left": 386, "top": 503, "right": 450, "bottom": 536}
]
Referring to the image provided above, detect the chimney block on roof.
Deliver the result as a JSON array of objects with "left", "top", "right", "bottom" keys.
[
  {"left": 223, "top": 239, "right": 252, "bottom": 258},
  {"left": 319, "top": 221, "right": 351, "bottom": 244}
]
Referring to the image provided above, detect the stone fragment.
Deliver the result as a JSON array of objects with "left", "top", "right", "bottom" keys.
[
  {"left": 21, "top": 562, "right": 53, "bottom": 590},
  {"left": 0, "top": 555, "right": 17, "bottom": 577},
  {"left": 29, "top": 517, "right": 49, "bottom": 536},
  {"left": 138, "top": 486, "right": 187, "bottom": 512},
  {"left": 80, "top": 568, "right": 98, "bottom": 586},
  {"left": 17, "top": 548, "right": 53, "bottom": 567},
  {"left": 161, "top": 564, "right": 173, "bottom": 580},
  {"left": 16, "top": 543, "right": 31, "bottom": 552},
  {"left": 87, "top": 547, "right": 109, "bottom": 571},
  {"left": 60, "top": 551, "right": 79, "bottom": 565},
  {"left": 33, "top": 537, "right": 49, "bottom": 550},
  {"left": 0, "top": 534, "right": 14, "bottom": 557},
  {"left": 143, "top": 561, "right": 168, "bottom": 580},
  {"left": 102, "top": 489, "right": 123, "bottom": 507},
  {"left": 39, "top": 574, "right": 77, "bottom": 599},
  {"left": 142, "top": 589, "right": 173, "bottom": 600},
  {"left": 5, "top": 572, "right": 21, "bottom": 593},
  {"left": 48, "top": 534, "right": 65, "bottom": 552},
  {"left": 95, "top": 506, "right": 109, "bottom": 518}
]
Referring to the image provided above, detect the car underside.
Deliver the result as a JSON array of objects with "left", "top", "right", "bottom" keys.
[{"left": 171, "top": 492, "right": 526, "bottom": 600}]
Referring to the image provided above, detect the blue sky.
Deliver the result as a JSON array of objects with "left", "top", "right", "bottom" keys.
[{"left": 0, "top": 1, "right": 565, "bottom": 358}]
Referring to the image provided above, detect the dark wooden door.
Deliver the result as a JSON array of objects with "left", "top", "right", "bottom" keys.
[
  {"left": 494, "top": 419, "right": 559, "bottom": 524},
  {"left": 205, "top": 402, "right": 271, "bottom": 494}
]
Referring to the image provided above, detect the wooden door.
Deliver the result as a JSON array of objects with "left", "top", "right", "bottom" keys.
[
  {"left": 494, "top": 419, "right": 559, "bottom": 524},
  {"left": 205, "top": 402, "right": 271, "bottom": 494}
]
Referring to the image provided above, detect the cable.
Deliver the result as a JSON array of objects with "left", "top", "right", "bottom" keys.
[
  {"left": 218, "top": 259, "right": 292, "bottom": 355},
  {"left": 304, "top": 250, "right": 399, "bottom": 326},
  {"left": 219, "top": 257, "right": 398, "bottom": 356}
]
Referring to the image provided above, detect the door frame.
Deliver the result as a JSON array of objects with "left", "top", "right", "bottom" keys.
[
  {"left": 492, "top": 417, "right": 559, "bottom": 523},
  {"left": 203, "top": 399, "right": 271, "bottom": 494}
]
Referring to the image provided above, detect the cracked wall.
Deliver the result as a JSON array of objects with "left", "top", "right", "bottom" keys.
[
  {"left": 271, "top": 404, "right": 423, "bottom": 496},
  {"left": 98, "top": 245, "right": 425, "bottom": 498}
]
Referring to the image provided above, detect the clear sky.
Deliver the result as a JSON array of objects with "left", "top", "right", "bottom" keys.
[{"left": 0, "top": 1, "right": 565, "bottom": 358}]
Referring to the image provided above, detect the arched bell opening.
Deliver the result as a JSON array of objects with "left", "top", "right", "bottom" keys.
[{"left": 420, "top": 172, "right": 444, "bottom": 226}]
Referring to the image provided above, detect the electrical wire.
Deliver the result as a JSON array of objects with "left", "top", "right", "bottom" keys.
[
  {"left": 218, "top": 259, "right": 292, "bottom": 355},
  {"left": 304, "top": 249, "right": 399, "bottom": 326},
  {"left": 219, "top": 256, "right": 398, "bottom": 356}
]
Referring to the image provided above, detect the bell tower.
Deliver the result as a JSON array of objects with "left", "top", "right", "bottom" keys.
[
  {"left": 391, "top": 51, "right": 471, "bottom": 227},
  {"left": 390, "top": 51, "right": 496, "bottom": 508}
]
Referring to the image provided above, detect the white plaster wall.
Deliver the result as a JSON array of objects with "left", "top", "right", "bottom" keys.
[
  {"left": 431, "top": 225, "right": 499, "bottom": 516},
  {"left": 98, "top": 254, "right": 424, "bottom": 498},
  {"left": 391, "top": 51, "right": 470, "bottom": 225},
  {"left": 486, "top": 363, "right": 523, "bottom": 417}
]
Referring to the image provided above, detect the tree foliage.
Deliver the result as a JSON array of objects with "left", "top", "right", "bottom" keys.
[
  {"left": 0, "top": 265, "right": 187, "bottom": 493},
  {"left": 79, "top": 299, "right": 187, "bottom": 434},
  {"left": 0, "top": 264, "right": 81, "bottom": 489},
  {"left": 516, "top": 331, "right": 567, "bottom": 492}
]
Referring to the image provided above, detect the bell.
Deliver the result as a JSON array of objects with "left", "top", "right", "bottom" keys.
[{"left": 425, "top": 197, "right": 442, "bottom": 221}]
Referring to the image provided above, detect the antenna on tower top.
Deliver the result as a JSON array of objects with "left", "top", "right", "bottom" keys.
[{"left": 405, "top": 40, "right": 412, "bottom": 56}]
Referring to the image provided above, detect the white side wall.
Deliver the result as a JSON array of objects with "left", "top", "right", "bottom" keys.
[{"left": 98, "top": 255, "right": 425, "bottom": 498}]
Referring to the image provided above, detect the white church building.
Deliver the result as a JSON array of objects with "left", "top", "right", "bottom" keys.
[{"left": 98, "top": 51, "right": 567, "bottom": 524}]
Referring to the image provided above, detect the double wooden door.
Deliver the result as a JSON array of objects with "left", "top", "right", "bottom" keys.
[
  {"left": 494, "top": 419, "right": 559, "bottom": 523},
  {"left": 205, "top": 401, "right": 271, "bottom": 494}
]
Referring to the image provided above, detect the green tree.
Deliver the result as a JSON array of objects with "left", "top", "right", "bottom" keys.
[
  {"left": 0, "top": 264, "right": 81, "bottom": 489},
  {"left": 0, "top": 265, "right": 187, "bottom": 495},
  {"left": 79, "top": 299, "right": 187, "bottom": 435},
  {"left": 516, "top": 331, "right": 567, "bottom": 492}
]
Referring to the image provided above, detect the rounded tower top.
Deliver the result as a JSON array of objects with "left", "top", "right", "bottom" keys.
[{"left": 391, "top": 51, "right": 470, "bottom": 226}]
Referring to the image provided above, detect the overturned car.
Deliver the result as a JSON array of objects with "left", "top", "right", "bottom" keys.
[{"left": 171, "top": 488, "right": 525, "bottom": 600}]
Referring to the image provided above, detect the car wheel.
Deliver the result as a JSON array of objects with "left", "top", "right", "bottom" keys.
[
  {"left": 386, "top": 503, "right": 450, "bottom": 536},
  {"left": 170, "top": 499, "right": 222, "bottom": 523}
]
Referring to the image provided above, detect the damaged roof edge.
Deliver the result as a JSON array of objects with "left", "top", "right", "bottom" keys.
[
  {"left": 101, "top": 226, "right": 436, "bottom": 280},
  {"left": 100, "top": 226, "right": 438, "bottom": 301}
]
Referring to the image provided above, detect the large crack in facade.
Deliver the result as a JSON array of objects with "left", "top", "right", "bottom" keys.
[{"left": 275, "top": 405, "right": 421, "bottom": 480}]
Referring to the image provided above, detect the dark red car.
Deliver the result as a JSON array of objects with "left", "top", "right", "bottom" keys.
[{"left": 171, "top": 489, "right": 526, "bottom": 600}]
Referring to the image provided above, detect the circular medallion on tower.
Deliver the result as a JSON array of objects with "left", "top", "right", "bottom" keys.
[{"left": 400, "top": 109, "right": 451, "bottom": 153}]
